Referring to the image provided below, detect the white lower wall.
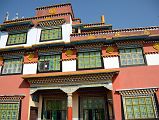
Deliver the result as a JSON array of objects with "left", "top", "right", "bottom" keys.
[
  {"left": 103, "top": 57, "right": 119, "bottom": 69},
  {"left": 62, "top": 60, "right": 76, "bottom": 72},
  {"left": 146, "top": 54, "right": 159, "bottom": 65},
  {"left": 23, "top": 63, "right": 37, "bottom": 75}
]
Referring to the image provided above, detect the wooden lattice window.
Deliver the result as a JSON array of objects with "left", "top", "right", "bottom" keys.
[
  {"left": 123, "top": 96, "right": 157, "bottom": 119},
  {"left": 2, "top": 58, "right": 23, "bottom": 75},
  {"left": 78, "top": 51, "right": 103, "bottom": 69},
  {"left": 40, "top": 27, "right": 62, "bottom": 42},
  {"left": 7, "top": 33, "right": 27, "bottom": 45},
  {"left": 119, "top": 48, "right": 145, "bottom": 66},
  {"left": 43, "top": 99, "right": 67, "bottom": 120},
  {"left": 80, "top": 97, "right": 105, "bottom": 120},
  {"left": 0, "top": 103, "right": 20, "bottom": 120},
  {"left": 38, "top": 55, "right": 61, "bottom": 72}
]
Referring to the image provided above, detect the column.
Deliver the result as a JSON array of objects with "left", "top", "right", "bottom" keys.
[
  {"left": 38, "top": 95, "right": 42, "bottom": 120},
  {"left": 61, "top": 87, "right": 79, "bottom": 120},
  {"left": 67, "top": 93, "right": 73, "bottom": 120}
]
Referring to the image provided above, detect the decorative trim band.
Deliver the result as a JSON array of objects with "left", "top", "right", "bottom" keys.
[
  {"left": 62, "top": 58, "right": 77, "bottom": 61},
  {"left": 23, "top": 61, "right": 38, "bottom": 64},
  {"left": 119, "top": 88, "right": 158, "bottom": 96},
  {"left": 144, "top": 52, "right": 159, "bottom": 55},
  {"left": 102, "top": 55, "right": 119, "bottom": 58},
  {"left": 0, "top": 95, "right": 25, "bottom": 101}
]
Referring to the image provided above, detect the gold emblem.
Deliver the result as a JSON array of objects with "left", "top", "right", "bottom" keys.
[
  {"left": 106, "top": 46, "right": 114, "bottom": 54},
  {"left": 87, "top": 36, "right": 96, "bottom": 39},
  {"left": 153, "top": 43, "right": 159, "bottom": 51},
  {"left": 144, "top": 30, "right": 150, "bottom": 35},
  {"left": 65, "top": 50, "right": 73, "bottom": 57},
  {"left": 114, "top": 32, "right": 120, "bottom": 37},
  {"left": 49, "top": 8, "right": 56, "bottom": 14},
  {"left": 27, "top": 53, "right": 35, "bottom": 61}
]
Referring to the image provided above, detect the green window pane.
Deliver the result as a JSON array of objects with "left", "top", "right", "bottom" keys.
[
  {"left": 126, "top": 106, "right": 133, "bottom": 113},
  {"left": 127, "top": 113, "right": 134, "bottom": 119},
  {"left": 38, "top": 55, "right": 61, "bottom": 72},
  {"left": 0, "top": 103, "right": 19, "bottom": 120},
  {"left": 78, "top": 51, "right": 102, "bottom": 69},
  {"left": 125, "top": 98, "right": 132, "bottom": 105},
  {"left": 41, "top": 28, "right": 62, "bottom": 41},
  {"left": 132, "top": 98, "right": 138, "bottom": 105},
  {"left": 120, "top": 48, "right": 145, "bottom": 66},
  {"left": 7, "top": 33, "right": 27, "bottom": 45}
]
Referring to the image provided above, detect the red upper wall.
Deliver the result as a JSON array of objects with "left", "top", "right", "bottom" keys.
[
  {"left": 0, "top": 75, "right": 30, "bottom": 120},
  {"left": 36, "top": 3, "right": 74, "bottom": 17},
  {"left": 113, "top": 65, "right": 159, "bottom": 90}
]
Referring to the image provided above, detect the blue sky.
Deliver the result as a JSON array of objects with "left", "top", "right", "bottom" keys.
[{"left": 0, "top": 0, "right": 158, "bottom": 29}]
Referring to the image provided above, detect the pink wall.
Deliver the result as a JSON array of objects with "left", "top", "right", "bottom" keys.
[
  {"left": 112, "top": 65, "right": 159, "bottom": 120},
  {"left": 0, "top": 75, "right": 30, "bottom": 120}
]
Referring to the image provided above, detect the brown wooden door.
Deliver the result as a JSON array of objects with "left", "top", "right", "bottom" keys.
[{"left": 30, "top": 107, "right": 38, "bottom": 120}]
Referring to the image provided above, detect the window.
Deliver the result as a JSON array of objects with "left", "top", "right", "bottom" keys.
[
  {"left": 38, "top": 54, "right": 61, "bottom": 72},
  {"left": 0, "top": 103, "right": 20, "bottom": 120},
  {"left": 119, "top": 48, "right": 145, "bottom": 66},
  {"left": 2, "top": 58, "right": 23, "bottom": 75},
  {"left": 80, "top": 97, "right": 105, "bottom": 120},
  {"left": 7, "top": 33, "right": 27, "bottom": 45},
  {"left": 40, "top": 27, "right": 62, "bottom": 42},
  {"left": 43, "top": 99, "right": 67, "bottom": 120},
  {"left": 123, "top": 96, "right": 157, "bottom": 119},
  {"left": 78, "top": 51, "right": 103, "bottom": 69}
]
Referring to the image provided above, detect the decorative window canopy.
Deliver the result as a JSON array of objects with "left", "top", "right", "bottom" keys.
[
  {"left": 0, "top": 95, "right": 25, "bottom": 101},
  {"left": 118, "top": 88, "right": 158, "bottom": 96},
  {"left": 37, "top": 19, "right": 65, "bottom": 28},
  {"left": 0, "top": 21, "right": 33, "bottom": 32}
]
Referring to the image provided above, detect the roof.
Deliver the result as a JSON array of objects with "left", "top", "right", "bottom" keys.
[
  {"left": 36, "top": 3, "right": 71, "bottom": 10},
  {"left": 22, "top": 69, "right": 119, "bottom": 79}
]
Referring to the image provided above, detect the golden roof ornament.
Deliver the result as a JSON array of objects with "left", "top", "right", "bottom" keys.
[{"left": 153, "top": 43, "right": 159, "bottom": 51}]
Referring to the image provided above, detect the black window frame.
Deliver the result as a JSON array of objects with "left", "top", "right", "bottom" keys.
[
  {"left": 0, "top": 101, "right": 21, "bottom": 120},
  {"left": 77, "top": 50, "right": 104, "bottom": 70},
  {"left": 6, "top": 32, "right": 27, "bottom": 46},
  {"left": 121, "top": 94, "right": 159, "bottom": 120},
  {"left": 1, "top": 57, "right": 23, "bottom": 75},
  {"left": 37, "top": 54, "right": 62, "bottom": 73},
  {"left": 40, "top": 27, "right": 62, "bottom": 42},
  {"left": 118, "top": 47, "right": 147, "bottom": 67}
]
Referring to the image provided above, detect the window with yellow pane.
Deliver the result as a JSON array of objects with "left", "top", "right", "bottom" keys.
[
  {"left": 40, "top": 27, "right": 62, "bottom": 42},
  {"left": 7, "top": 32, "right": 27, "bottom": 45},
  {"left": 0, "top": 103, "right": 20, "bottom": 120},
  {"left": 123, "top": 95, "right": 158, "bottom": 119}
]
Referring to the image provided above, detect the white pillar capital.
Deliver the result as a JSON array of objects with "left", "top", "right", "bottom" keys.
[{"left": 61, "top": 87, "right": 79, "bottom": 94}]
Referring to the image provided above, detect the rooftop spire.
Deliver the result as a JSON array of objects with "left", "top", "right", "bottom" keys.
[{"left": 4, "top": 12, "right": 9, "bottom": 21}]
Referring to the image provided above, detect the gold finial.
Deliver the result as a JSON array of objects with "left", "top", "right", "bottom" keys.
[{"left": 101, "top": 15, "right": 105, "bottom": 23}]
